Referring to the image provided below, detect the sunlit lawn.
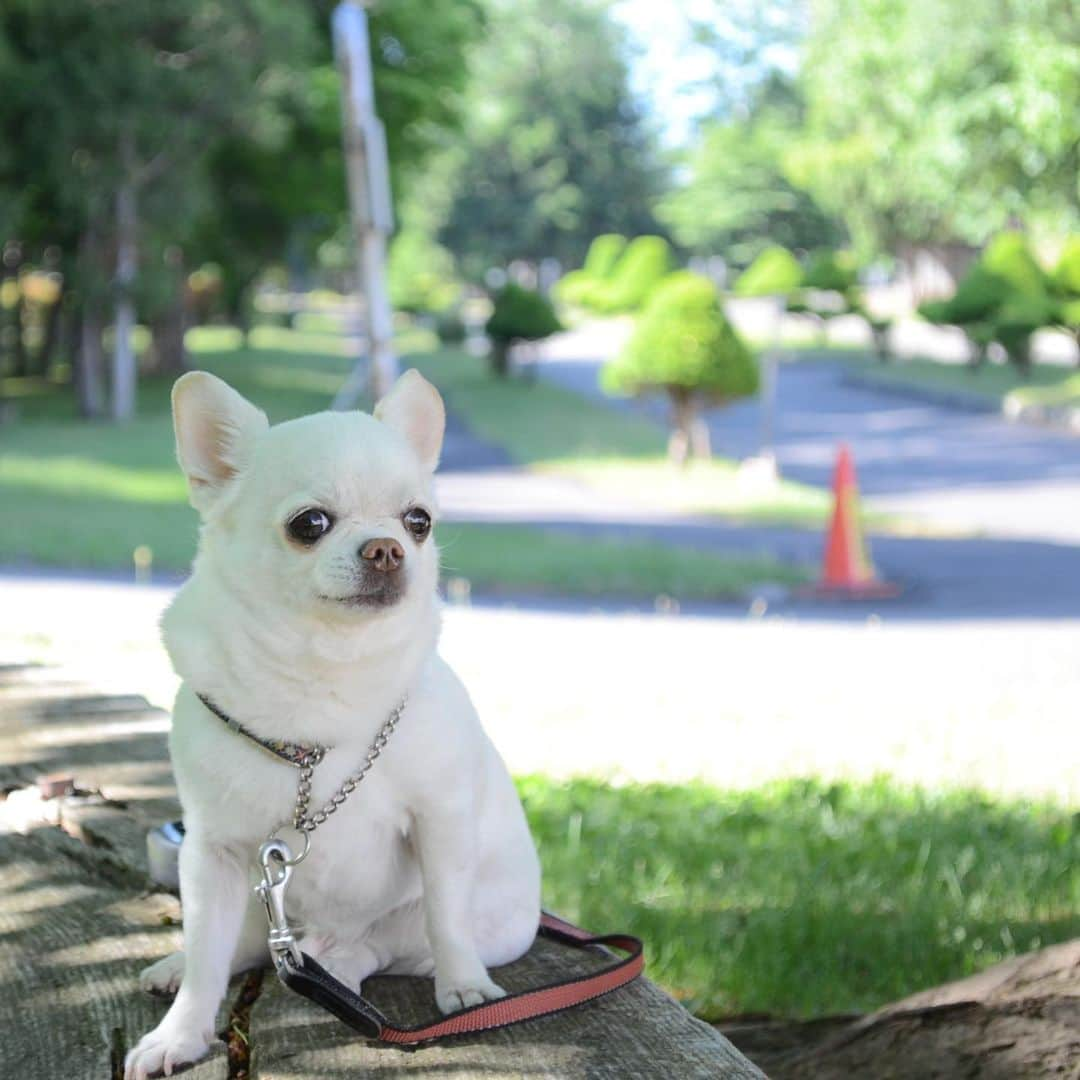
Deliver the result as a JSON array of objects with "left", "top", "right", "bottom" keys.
[
  {"left": 0, "top": 327, "right": 806, "bottom": 597},
  {"left": 524, "top": 775, "right": 1080, "bottom": 1020},
  {"left": 819, "top": 346, "right": 1080, "bottom": 405}
]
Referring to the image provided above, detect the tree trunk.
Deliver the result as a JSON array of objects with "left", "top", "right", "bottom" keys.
[
  {"left": 36, "top": 282, "right": 65, "bottom": 375},
  {"left": 667, "top": 389, "right": 711, "bottom": 464},
  {"left": 871, "top": 324, "right": 891, "bottom": 362},
  {"left": 12, "top": 290, "right": 28, "bottom": 377},
  {"left": 3, "top": 243, "right": 26, "bottom": 376},
  {"left": 491, "top": 338, "right": 511, "bottom": 378},
  {"left": 147, "top": 248, "right": 189, "bottom": 376},
  {"left": 111, "top": 141, "right": 138, "bottom": 421},
  {"left": 74, "top": 303, "right": 106, "bottom": 418}
]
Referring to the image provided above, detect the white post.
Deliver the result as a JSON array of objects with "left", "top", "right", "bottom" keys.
[
  {"left": 332, "top": 1, "right": 397, "bottom": 407},
  {"left": 753, "top": 295, "right": 784, "bottom": 484}
]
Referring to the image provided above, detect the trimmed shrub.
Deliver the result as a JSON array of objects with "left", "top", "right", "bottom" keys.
[
  {"left": 603, "top": 272, "right": 757, "bottom": 461},
  {"left": 1050, "top": 237, "right": 1080, "bottom": 345},
  {"left": 801, "top": 249, "right": 859, "bottom": 293},
  {"left": 434, "top": 309, "right": 467, "bottom": 345},
  {"left": 554, "top": 234, "right": 627, "bottom": 308},
  {"left": 582, "top": 233, "right": 628, "bottom": 279},
  {"left": 919, "top": 234, "right": 1056, "bottom": 369},
  {"left": 485, "top": 284, "right": 563, "bottom": 377},
  {"left": 735, "top": 246, "right": 803, "bottom": 298},
  {"left": 588, "top": 236, "right": 673, "bottom": 313}
]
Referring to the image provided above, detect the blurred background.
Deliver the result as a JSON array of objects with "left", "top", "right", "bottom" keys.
[{"left": 1, "top": 0, "right": 1078, "bottom": 1072}]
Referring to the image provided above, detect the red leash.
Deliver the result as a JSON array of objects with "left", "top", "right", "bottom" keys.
[{"left": 277, "top": 911, "right": 644, "bottom": 1046}]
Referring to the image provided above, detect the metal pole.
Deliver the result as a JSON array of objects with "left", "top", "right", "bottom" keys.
[
  {"left": 332, "top": 1, "right": 397, "bottom": 408},
  {"left": 758, "top": 296, "right": 784, "bottom": 480}
]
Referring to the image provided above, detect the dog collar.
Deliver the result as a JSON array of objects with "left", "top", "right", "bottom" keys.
[{"left": 197, "top": 694, "right": 327, "bottom": 767}]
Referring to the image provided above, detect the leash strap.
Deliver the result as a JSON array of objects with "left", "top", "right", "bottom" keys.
[{"left": 276, "top": 911, "right": 644, "bottom": 1046}]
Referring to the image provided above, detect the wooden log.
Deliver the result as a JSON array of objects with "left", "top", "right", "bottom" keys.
[
  {"left": 0, "top": 670, "right": 763, "bottom": 1078},
  {"left": 249, "top": 932, "right": 761, "bottom": 1079}
]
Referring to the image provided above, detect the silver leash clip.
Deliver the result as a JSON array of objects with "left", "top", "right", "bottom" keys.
[{"left": 256, "top": 837, "right": 304, "bottom": 973}]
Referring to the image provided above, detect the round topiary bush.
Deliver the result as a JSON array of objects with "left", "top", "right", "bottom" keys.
[
  {"left": 588, "top": 235, "right": 673, "bottom": 314},
  {"left": 603, "top": 271, "right": 758, "bottom": 461},
  {"left": 735, "top": 246, "right": 803, "bottom": 298},
  {"left": 434, "top": 309, "right": 467, "bottom": 345},
  {"left": 485, "top": 283, "right": 563, "bottom": 377}
]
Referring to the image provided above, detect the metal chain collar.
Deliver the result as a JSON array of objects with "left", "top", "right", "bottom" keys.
[{"left": 290, "top": 695, "right": 407, "bottom": 836}]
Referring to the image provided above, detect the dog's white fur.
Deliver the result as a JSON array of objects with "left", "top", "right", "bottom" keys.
[{"left": 125, "top": 371, "right": 541, "bottom": 1079}]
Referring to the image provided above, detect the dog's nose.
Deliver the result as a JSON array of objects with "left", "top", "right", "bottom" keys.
[{"left": 360, "top": 537, "right": 404, "bottom": 572}]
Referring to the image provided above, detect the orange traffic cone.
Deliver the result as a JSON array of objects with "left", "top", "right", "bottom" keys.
[{"left": 805, "top": 445, "right": 900, "bottom": 599}]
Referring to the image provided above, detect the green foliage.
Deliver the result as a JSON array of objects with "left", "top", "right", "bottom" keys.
[
  {"left": 918, "top": 234, "right": 1058, "bottom": 365},
  {"left": 387, "top": 227, "right": 461, "bottom": 315},
  {"left": 554, "top": 234, "right": 628, "bottom": 307},
  {"left": 431, "top": 0, "right": 664, "bottom": 275},
  {"left": 587, "top": 236, "right": 673, "bottom": 314},
  {"left": 434, "top": 309, "right": 467, "bottom": 345},
  {"left": 0, "top": 0, "right": 486, "bottom": 363},
  {"left": 801, "top": 249, "right": 859, "bottom": 293},
  {"left": 1050, "top": 238, "right": 1080, "bottom": 335},
  {"left": 792, "top": 0, "right": 1080, "bottom": 255},
  {"left": 604, "top": 272, "right": 758, "bottom": 400},
  {"left": 735, "top": 245, "right": 803, "bottom": 298},
  {"left": 582, "top": 233, "right": 628, "bottom": 278},
  {"left": 485, "top": 284, "right": 563, "bottom": 343},
  {"left": 1052, "top": 237, "right": 1080, "bottom": 297},
  {"left": 659, "top": 74, "right": 843, "bottom": 262}
]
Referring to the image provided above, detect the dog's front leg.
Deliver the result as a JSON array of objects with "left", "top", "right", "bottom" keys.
[
  {"left": 414, "top": 807, "right": 507, "bottom": 1013},
  {"left": 125, "top": 834, "right": 249, "bottom": 1080}
]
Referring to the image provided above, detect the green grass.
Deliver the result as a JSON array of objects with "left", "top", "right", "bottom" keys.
[
  {"left": 812, "top": 346, "right": 1080, "bottom": 406},
  {"left": 410, "top": 349, "right": 846, "bottom": 527},
  {"left": 521, "top": 774, "right": 1080, "bottom": 1020},
  {"left": 0, "top": 328, "right": 806, "bottom": 596},
  {"left": 440, "top": 523, "right": 808, "bottom": 598},
  {"left": 1005, "top": 371, "right": 1080, "bottom": 413}
]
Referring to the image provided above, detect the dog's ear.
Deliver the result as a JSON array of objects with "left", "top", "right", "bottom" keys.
[
  {"left": 373, "top": 369, "right": 445, "bottom": 473},
  {"left": 172, "top": 371, "right": 269, "bottom": 512}
]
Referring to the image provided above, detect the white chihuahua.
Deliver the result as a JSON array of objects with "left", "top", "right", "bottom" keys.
[{"left": 125, "top": 370, "right": 541, "bottom": 1079}]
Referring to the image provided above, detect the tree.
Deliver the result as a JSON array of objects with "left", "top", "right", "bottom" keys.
[
  {"left": 919, "top": 233, "right": 1058, "bottom": 370},
  {"left": 485, "top": 283, "right": 563, "bottom": 377},
  {"left": 0, "top": 0, "right": 315, "bottom": 416},
  {"left": 659, "top": 75, "right": 843, "bottom": 264},
  {"left": 193, "top": 1, "right": 485, "bottom": 335},
  {"left": 603, "top": 272, "right": 758, "bottom": 462},
  {"left": 791, "top": 0, "right": 1080, "bottom": 264},
  {"left": 433, "top": 0, "right": 665, "bottom": 277},
  {"left": 0, "top": 0, "right": 486, "bottom": 416}
]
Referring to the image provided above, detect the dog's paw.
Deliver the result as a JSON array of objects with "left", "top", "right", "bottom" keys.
[
  {"left": 435, "top": 970, "right": 507, "bottom": 1014},
  {"left": 139, "top": 952, "right": 185, "bottom": 997},
  {"left": 124, "top": 1021, "right": 213, "bottom": 1080}
]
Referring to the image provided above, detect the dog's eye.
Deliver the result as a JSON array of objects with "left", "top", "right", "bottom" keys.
[
  {"left": 402, "top": 507, "right": 431, "bottom": 541},
  {"left": 287, "top": 508, "right": 333, "bottom": 545}
]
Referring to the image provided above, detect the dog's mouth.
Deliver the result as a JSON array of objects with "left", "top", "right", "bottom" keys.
[{"left": 318, "top": 583, "right": 404, "bottom": 609}]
